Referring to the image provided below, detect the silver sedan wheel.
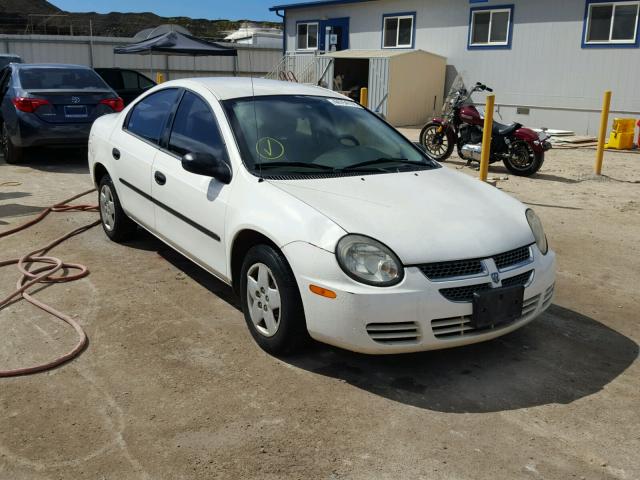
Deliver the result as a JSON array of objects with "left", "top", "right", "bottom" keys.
[
  {"left": 99, "top": 184, "right": 116, "bottom": 232},
  {"left": 246, "top": 262, "right": 281, "bottom": 337}
]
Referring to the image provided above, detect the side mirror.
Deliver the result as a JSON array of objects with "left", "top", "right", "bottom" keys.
[{"left": 181, "top": 152, "right": 232, "bottom": 184}]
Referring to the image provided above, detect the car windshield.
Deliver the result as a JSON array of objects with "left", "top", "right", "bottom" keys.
[
  {"left": 223, "top": 95, "right": 438, "bottom": 176},
  {"left": 19, "top": 68, "right": 110, "bottom": 90}
]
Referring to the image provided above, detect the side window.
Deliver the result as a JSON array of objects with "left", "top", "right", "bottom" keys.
[
  {"left": 138, "top": 73, "right": 155, "bottom": 89},
  {"left": 297, "top": 22, "right": 319, "bottom": 50},
  {"left": 382, "top": 13, "right": 415, "bottom": 48},
  {"left": 468, "top": 6, "right": 513, "bottom": 49},
  {"left": 126, "top": 88, "right": 179, "bottom": 144},
  {"left": 97, "top": 70, "right": 123, "bottom": 90},
  {"left": 0, "top": 68, "right": 10, "bottom": 97},
  {"left": 168, "top": 91, "right": 229, "bottom": 162},
  {"left": 121, "top": 70, "right": 139, "bottom": 90},
  {"left": 584, "top": 1, "right": 639, "bottom": 46}
]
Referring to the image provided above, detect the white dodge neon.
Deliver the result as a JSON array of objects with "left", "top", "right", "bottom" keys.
[{"left": 88, "top": 78, "right": 555, "bottom": 355}]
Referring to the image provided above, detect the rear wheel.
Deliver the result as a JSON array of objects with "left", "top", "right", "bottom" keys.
[
  {"left": 503, "top": 141, "right": 544, "bottom": 177},
  {"left": 240, "top": 244, "right": 309, "bottom": 355},
  {"left": 98, "top": 174, "right": 137, "bottom": 242},
  {"left": 2, "top": 123, "right": 23, "bottom": 164},
  {"left": 419, "top": 123, "right": 454, "bottom": 161}
]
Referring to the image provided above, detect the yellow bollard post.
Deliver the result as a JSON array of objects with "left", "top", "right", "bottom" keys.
[
  {"left": 156, "top": 72, "right": 165, "bottom": 84},
  {"left": 595, "top": 90, "right": 612, "bottom": 175},
  {"left": 479, "top": 94, "right": 495, "bottom": 182},
  {"left": 359, "top": 87, "right": 368, "bottom": 108}
]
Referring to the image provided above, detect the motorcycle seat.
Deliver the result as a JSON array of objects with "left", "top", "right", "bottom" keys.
[{"left": 492, "top": 121, "right": 522, "bottom": 136}]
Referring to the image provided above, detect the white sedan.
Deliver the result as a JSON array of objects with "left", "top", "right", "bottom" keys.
[{"left": 88, "top": 78, "right": 556, "bottom": 355}]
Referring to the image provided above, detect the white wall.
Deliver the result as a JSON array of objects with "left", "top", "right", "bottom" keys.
[
  {"left": 0, "top": 34, "right": 282, "bottom": 79},
  {"left": 284, "top": 0, "right": 640, "bottom": 134}
]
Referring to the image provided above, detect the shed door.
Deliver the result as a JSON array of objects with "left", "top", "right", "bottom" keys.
[
  {"left": 368, "top": 57, "right": 388, "bottom": 117},
  {"left": 316, "top": 56, "right": 334, "bottom": 89}
]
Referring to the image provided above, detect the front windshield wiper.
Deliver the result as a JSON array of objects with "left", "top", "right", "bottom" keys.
[
  {"left": 342, "top": 158, "right": 431, "bottom": 171},
  {"left": 254, "top": 162, "right": 334, "bottom": 171}
]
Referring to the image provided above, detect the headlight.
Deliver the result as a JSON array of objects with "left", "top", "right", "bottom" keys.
[
  {"left": 336, "top": 234, "right": 404, "bottom": 286},
  {"left": 526, "top": 209, "right": 548, "bottom": 255}
]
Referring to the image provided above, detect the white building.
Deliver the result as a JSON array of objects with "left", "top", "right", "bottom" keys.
[{"left": 269, "top": 0, "right": 640, "bottom": 134}]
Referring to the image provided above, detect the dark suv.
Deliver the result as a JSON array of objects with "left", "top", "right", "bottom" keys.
[
  {"left": 0, "top": 63, "right": 124, "bottom": 163},
  {"left": 95, "top": 68, "right": 156, "bottom": 106}
]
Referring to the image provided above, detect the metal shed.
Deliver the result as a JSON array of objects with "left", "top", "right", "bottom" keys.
[{"left": 320, "top": 49, "right": 447, "bottom": 126}]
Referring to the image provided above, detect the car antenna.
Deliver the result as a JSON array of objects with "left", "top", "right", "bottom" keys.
[{"left": 247, "top": 48, "right": 263, "bottom": 182}]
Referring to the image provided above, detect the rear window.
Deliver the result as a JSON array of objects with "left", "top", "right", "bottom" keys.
[{"left": 18, "top": 68, "right": 109, "bottom": 90}]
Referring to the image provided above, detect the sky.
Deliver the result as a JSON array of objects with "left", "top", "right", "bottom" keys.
[{"left": 48, "top": 0, "right": 307, "bottom": 22}]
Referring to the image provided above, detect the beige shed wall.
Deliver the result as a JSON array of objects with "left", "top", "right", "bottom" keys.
[{"left": 387, "top": 50, "right": 446, "bottom": 126}]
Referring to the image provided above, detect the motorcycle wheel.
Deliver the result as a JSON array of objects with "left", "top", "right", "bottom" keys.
[
  {"left": 503, "top": 141, "right": 544, "bottom": 177},
  {"left": 419, "top": 123, "right": 454, "bottom": 161}
]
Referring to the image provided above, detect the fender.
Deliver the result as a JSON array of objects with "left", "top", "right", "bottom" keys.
[
  {"left": 427, "top": 118, "right": 458, "bottom": 142},
  {"left": 514, "top": 127, "right": 544, "bottom": 153}
]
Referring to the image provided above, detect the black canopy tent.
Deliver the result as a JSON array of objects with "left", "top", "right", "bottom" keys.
[{"left": 114, "top": 31, "right": 238, "bottom": 80}]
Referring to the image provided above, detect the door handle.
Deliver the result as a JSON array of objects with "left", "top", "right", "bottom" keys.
[
  {"left": 154, "top": 171, "right": 166, "bottom": 186},
  {"left": 112, "top": 148, "right": 120, "bottom": 160}
]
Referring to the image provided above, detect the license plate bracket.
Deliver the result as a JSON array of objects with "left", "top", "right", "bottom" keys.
[
  {"left": 64, "top": 105, "right": 87, "bottom": 118},
  {"left": 471, "top": 285, "right": 524, "bottom": 329}
]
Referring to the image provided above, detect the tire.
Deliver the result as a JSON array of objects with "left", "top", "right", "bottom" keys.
[
  {"left": 419, "top": 123, "right": 455, "bottom": 161},
  {"left": 240, "top": 244, "right": 309, "bottom": 355},
  {"left": 2, "top": 123, "right": 23, "bottom": 164},
  {"left": 503, "top": 141, "right": 544, "bottom": 177},
  {"left": 98, "top": 174, "right": 137, "bottom": 242}
]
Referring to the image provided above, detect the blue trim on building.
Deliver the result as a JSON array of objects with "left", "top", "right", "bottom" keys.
[
  {"left": 381, "top": 11, "right": 416, "bottom": 49},
  {"left": 467, "top": 4, "right": 514, "bottom": 50},
  {"left": 270, "top": 0, "right": 372, "bottom": 12},
  {"left": 581, "top": 0, "right": 640, "bottom": 49}
]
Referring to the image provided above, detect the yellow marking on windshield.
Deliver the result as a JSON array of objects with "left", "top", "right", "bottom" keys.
[{"left": 256, "top": 137, "right": 285, "bottom": 160}]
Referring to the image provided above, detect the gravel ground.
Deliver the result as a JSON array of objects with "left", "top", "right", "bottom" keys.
[{"left": 0, "top": 141, "right": 639, "bottom": 480}]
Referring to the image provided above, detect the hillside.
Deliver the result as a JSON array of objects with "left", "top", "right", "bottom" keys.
[{"left": 0, "top": 0, "right": 281, "bottom": 39}]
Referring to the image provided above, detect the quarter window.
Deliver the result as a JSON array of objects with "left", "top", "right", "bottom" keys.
[
  {"left": 585, "top": 1, "right": 639, "bottom": 44},
  {"left": 126, "top": 88, "right": 179, "bottom": 144},
  {"left": 168, "top": 91, "right": 229, "bottom": 162},
  {"left": 383, "top": 14, "right": 415, "bottom": 48},
  {"left": 469, "top": 7, "right": 513, "bottom": 47},
  {"left": 297, "top": 22, "right": 319, "bottom": 50}
]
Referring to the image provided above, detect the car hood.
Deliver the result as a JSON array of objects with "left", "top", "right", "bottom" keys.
[{"left": 269, "top": 168, "right": 535, "bottom": 265}]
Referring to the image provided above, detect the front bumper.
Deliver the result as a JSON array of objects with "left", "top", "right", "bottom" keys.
[{"left": 283, "top": 242, "right": 556, "bottom": 354}]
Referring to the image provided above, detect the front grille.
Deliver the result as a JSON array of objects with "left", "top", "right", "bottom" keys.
[
  {"left": 440, "top": 283, "right": 491, "bottom": 302},
  {"left": 366, "top": 322, "right": 420, "bottom": 344},
  {"left": 542, "top": 283, "right": 554, "bottom": 308},
  {"left": 417, "top": 244, "right": 533, "bottom": 282},
  {"left": 501, "top": 270, "right": 533, "bottom": 287},
  {"left": 432, "top": 294, "right": 541, "bottom": 339},
  {"left": 494, "top": 245, "right": 532, "bottom": 270},
  {"left": 418, "top": 259, "right": 484, "bottom": 280}
]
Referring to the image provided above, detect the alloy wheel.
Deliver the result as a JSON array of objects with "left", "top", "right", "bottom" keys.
[
  {"left": 246, "top": 262, "right": 281, "bottom": 337},
  {"left": 422, "top": 126, "right": 449, "bottom": 158},
  {"left": 99, "top": 184, "right": 116, "bottom": 231}
]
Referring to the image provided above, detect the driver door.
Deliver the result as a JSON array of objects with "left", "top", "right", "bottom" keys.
[{"left": 151, "top": 89, "right": 232, "bottom": 280}]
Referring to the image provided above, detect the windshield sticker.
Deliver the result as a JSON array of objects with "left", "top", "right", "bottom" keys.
[
  {"left": 256, "top": 137, "right": 285, "bottom": 160},
  {"left": 326, "top": 98, "right": 361, "bottom": 108}
]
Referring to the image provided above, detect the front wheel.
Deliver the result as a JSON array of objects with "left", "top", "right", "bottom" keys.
[
  {"left": 240, "top": 244, "right": 309, "bottom": 355},
  {"left": 503, "top": 141, "right": 544, "bottom": 177},
  {"left": 419, "top": 123, "right": 454, "bottom": 161}
]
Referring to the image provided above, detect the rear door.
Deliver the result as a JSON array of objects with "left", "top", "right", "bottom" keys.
[
  {"left": 151, "top": 89, "right": 232, "bottom": 278},
  {"left": 17, "top": 67, "right": 114, "bottom": 123},
  {"left": 109, "top": 87, "right": 181, "bottom": 231}
]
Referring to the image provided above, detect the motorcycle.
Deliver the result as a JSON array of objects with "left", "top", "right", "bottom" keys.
[{"left": 419, "top": 81, "right": 551, "bottom": 177}]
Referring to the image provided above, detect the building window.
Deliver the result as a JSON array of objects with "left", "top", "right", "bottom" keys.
[
  {"left": 584, "top": 1, "right": 639, "bottom": 46},
  {"left": 468, "top": 6, "right": 513, "bottom": 49},
  {"left": 382, "top": 13, "right": 415, "bottom": 48},
  {"left": 297, "top": 22, "right": 319, "bottom": 50}
]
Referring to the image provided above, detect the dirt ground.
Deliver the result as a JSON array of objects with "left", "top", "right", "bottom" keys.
[{"left": 1, "top": 139, "right": 639, "bottom": 480}]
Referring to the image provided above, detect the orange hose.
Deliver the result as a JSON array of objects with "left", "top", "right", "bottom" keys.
[{"left": 0, "top": 188, "right": 99, "bottom": 377}]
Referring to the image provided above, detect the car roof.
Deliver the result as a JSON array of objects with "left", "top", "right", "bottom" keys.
[
  {"left": 15, "top": 63, "right": 94, "bottom": 70},
  {"left": 159, "top": 77, "right": 346, "bottom": 101}
]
